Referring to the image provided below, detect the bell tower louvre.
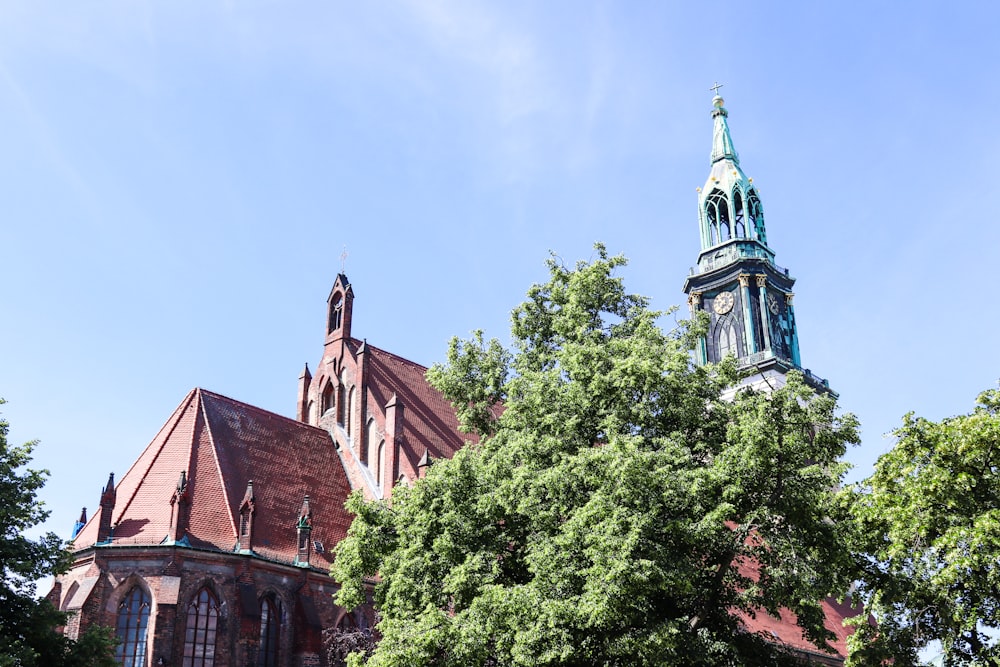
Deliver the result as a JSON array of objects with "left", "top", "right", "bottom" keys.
[{"left": 682, "top": 90, "right": 832, "bottom": 394}]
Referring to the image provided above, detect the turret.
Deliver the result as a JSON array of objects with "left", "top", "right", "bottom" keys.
[{"left": 96, "top": 472, "right": 116, "bottom": 544}]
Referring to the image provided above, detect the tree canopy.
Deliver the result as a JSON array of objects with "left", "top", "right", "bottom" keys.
[
  {"left": 332, "top": 246, "right": 860, "bottom": 666},
  {"left": 0, "top": 398, "right": 116, "bottom": 667},
  {"left": 845, "top": 389, "right": 1000, "bottom": 666}
]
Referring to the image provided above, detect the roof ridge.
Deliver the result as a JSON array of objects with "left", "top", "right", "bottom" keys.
[
  {"left": 196, "top": 388, "right": 329, "bottom": 434},
  {"left": 366, "top": 343, "right": 433, "bottom": 373},
  {"left": 112, "top": 388, "right": 200, "bottom": 527},
  {"left": 198, "top": 390, "right": 238, "bottom": 539}
]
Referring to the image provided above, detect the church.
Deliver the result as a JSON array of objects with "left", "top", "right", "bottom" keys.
[{"left": 51, "top": 93, "right": 854, "bottom": 666}]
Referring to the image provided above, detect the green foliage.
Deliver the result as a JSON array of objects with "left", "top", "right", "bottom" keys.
[
  {"left": 0, "top": 399, "right": 118, "bottom": 667},
  {"left": 332, "top": 246, "right": 859, "bottom": 666},
  {"left": 845, "top": 390, "right": 1000, "bottom": 666}
]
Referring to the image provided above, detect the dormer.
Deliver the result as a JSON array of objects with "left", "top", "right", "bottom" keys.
[
  {"left": 237, "top": 480, "right": 255, "bottom": 553},
  {"left": 327, "top": 274, "right": 354, "bottom": 341}
]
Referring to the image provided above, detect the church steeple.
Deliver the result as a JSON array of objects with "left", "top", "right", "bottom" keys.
[
  {"left": 697, "top": 93, "right": 767, "bottom": 253},
  {"left": 683, "top": 90, "right": 830, "bottom": 394},
  {"left": 710, "top": 94, "right": 739, "bottom": 165}
]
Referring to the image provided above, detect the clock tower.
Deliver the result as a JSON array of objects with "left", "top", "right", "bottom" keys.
[{"left": 682, "top": 92, "right": 831, "bottom": 393}]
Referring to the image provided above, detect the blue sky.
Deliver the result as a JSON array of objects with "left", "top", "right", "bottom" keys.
[{"left": 3, "top": 1, "right": 1000, "bottom": 545}]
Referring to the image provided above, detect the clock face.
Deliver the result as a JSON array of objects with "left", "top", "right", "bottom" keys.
[
  {"left": 713, "top": 291, "right": 735, "bottom": 315},
  {"left": 767, "top": 293, "right": 780, "bottom": 315}
]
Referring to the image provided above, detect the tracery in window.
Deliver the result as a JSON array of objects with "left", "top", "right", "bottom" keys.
[
  {"left": 183, "top": 587, "right": 220, "bottom": 667},
  {"left": 706, "top": 189, "right": 730, "bottom": 244},
  {"left": 717, "top": 320, "right": 739, "bottom": 359},
  {"left": 115, "top": 586, "right": 150, "bottom": 667},
  {"left": 329, "top": 293, "right": 343, "bottom": 333}
]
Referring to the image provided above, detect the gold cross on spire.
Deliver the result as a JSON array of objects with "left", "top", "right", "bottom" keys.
[{"left": 709, "top": 81, "right": 724, "bottom": 96}]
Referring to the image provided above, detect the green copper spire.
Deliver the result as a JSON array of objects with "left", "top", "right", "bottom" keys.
[
  {"left": 710, "top": 95, "right": 739, "bottom": 165},
  {"left": 696, "top": 94, "right": 767, "bottom": 252}
]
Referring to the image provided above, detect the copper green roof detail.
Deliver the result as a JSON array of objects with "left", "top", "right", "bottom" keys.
[
  {"left": 711, "top": 96, "right": 739, "bottom": 165},
  {"left": 696, "top": 95, "right": 768, "bottom": 253}
]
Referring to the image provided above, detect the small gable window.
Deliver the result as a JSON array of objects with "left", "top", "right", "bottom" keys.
[
  {"left": 183, "top": 587, "right": 220, "bottom": 667},
  {"left": 258, "top": 595, "right": 281, "bottom": 667},
  {"left": 115, "top": 586, "right": 151, "bottom": 667}
]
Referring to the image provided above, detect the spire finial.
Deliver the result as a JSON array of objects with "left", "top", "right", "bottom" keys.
[
  {"left": 710, "top": 89, "right": 738, "bottom": 165},
  {"left": 340, "top": 246, "right": 349, "bottom": 273},
  {"left": 709, "top": 81, "right": 724, "bottom": 96}
]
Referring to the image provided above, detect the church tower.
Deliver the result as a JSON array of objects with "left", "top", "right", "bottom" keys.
[{"left": 682, "top": 92, "right": 831, "bottom": 393}]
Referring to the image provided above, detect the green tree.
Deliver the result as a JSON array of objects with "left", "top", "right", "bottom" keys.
[
  {"left": 845, "top": 390, "right": 1000, "bottom": 666},
  {"left": 332, "top": 247, "right": 859, "bottom": 666},
  {"left": 0, "top": 398, "right": 117, "bottom": 667}
]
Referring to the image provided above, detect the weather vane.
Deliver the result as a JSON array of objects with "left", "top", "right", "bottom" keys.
[
  {"left": 709, "top": 81, "right": 724, "bottom": 96},
  {"left": 340, "top": 246, "right": 349, "bottom": 273}
]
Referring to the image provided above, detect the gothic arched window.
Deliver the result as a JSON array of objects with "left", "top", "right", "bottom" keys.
[
  {"left": 347, "top": 386, "right": 356, "bottom": 436},
  {"left": 258, "top": 595, "right": 281, "bottom": 667},
  {"left": 707, "top": 203, "right": 718, "bottom": 245},
  {"left": 364, "top": 418, "right": 378, "bottom": 465},
  {"left": 717, "top": 321, "right": 739, "bottom": 359},
  {"left": 337, "top": 373, "right": 347, "bottom": 426},
  {"left": 115, "top": 586, "right": 151, "bottom": 667},
  {"left": 329, "top": 293, "right": 343, "bottom": 333},
  {"left": 707, "top": 189, "right": 730, "bottom": 243},
  {"left": 183, "top": 587, "right": 220, "bottom": 667},
  {"left": 376, "top": 440, "right": 386, "bottom": 490},
  {"left": 321, "top": 382, "right": 334, "bottom": 415},
  {"left": 733, "top": 190, "right": 746, "bottom": 238}
]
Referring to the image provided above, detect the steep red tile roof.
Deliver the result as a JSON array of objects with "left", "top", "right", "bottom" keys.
[
  {"left": 730, "top": 554, "right": 860, "bottom": 662},
  {"left": 73, "top": 388, "right": 352, "bottom": 568},
  {"left": 737, "top": 595, "right": 859, "bottom": 661},
  {"left": 365, "top": 344, "right": 475, "bottom": 461}
]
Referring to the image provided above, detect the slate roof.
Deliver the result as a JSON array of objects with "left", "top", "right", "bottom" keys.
[{"left": 73, "top": 388, "right": 352, "bottom": 568}]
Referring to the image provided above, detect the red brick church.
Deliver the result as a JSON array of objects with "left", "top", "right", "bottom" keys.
[{"left": 52, "top": 274, "right": 472, "bottom": 667}]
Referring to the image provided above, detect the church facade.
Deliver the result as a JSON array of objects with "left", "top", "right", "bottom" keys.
[{"left": 51, "top": 94, "right": 851, "bottom": 666}]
